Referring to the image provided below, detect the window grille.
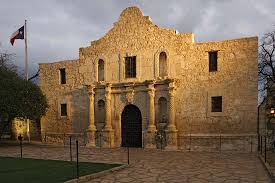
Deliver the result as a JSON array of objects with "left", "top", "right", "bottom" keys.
[{"left": 125, "top": 56, "right": 136, "bottom": 78}]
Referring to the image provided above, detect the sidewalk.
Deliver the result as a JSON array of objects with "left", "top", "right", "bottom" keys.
[{"left": 0, "top": 143, "right": 272, "bottom": 182}]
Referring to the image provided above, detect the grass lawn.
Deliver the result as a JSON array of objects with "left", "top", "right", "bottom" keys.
[{"left": 0, "top": 156, "right": 120, "bottom": 183}]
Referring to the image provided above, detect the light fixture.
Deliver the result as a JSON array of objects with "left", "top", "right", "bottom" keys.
[{"left": 271, "top": 108, "right": 275, "bottom": 115}]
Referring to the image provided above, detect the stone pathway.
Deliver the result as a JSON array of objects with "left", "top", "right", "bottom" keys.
[{"left": 0, "top": 143, "right": 271, "bottom": 182}]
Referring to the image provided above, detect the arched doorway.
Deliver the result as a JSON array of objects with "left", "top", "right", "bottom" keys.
[{"left": 121, "top": 104, "right": 142, "bottom": 147}]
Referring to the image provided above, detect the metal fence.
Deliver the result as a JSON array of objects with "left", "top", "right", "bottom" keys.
[
  {"left": 259, "top": 134, "right": 275, "bottom": 166},
  {"left": 41, "top": 131, "right": 258, "bottom": 152},
  {"left": 2, "top": 131, "right": 262, "bottom": 181},
  {"left": 177, "top": 133, "right": 257, "bottom": 152}
]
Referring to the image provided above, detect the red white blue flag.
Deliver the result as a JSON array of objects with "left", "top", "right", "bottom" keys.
[{"left": 10, "top": 25, "right": 24, "bottom": 46}]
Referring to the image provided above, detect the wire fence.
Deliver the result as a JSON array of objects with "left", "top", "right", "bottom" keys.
[
  {"left": 177, "top": 133, "right": 257, "bottom": 152},
  {"left": 40, "top": 130, "right": 258, "bottom": 152},
  {"left": 259, "top": 134, "right": 275, "bottom": 167},
  {"left": 0, "top": 131, "right": 263, "bottom": 181}
]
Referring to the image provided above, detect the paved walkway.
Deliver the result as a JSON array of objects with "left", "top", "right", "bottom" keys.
[{"left": 0, "top": 143, "right": 271, "bottom": 182}]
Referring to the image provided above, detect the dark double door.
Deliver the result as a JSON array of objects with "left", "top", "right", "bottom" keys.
[{"left": 121, "top": 105, "right": 142, "bottom": 147}]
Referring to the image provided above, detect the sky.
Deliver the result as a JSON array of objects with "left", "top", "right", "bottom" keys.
[{"left": 0, "top": 0, "right": 275, "bottom": 77}]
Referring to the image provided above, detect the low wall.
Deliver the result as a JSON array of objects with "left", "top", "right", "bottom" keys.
[
  {"left": 41, "top": 131, "right": 258, "bottom": 152},
  {"left": 177, "top": 134, "right": 258, "bottom": 152},
  {"left": 41, "top": 132, "right": 86, "bottom": 146}
]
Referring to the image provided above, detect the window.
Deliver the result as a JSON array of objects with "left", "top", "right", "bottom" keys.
[
  {"left": 159, "top": 52, "right": 167, "bottom": 77},
  {"left": 158, "top": 97, "right": 168, "bottom": 123},
  {"left": 211, "top": 96, "right": 222, "bottom": 112},
  {"left": 125, "top": 56, "right": 136, "bottom": 78},
  {"left": 98, "top": 59, "right": 104, "bottom": 81},
  {"left": 60, "top": 104, "right": 67, "bottom": 116},
  {"left": 59, "top": 68, "right": 66, "bottom": 84},
  {"left": 209, "top": 51, "right": 218, "bottom": 72}
]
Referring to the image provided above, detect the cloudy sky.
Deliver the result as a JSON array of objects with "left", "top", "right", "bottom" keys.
[{"left": 0, "top": 0, "right": 275, "bottom": 77}]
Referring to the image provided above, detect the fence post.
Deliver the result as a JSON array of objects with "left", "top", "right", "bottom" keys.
[
  {"left": 142, "top": 132, "right": 144, "bottom": 148},
  {"left": 44, "top": 132, "right": 47, "bottom": 143},
  {"left": 219, "top": 134, "right": 222, "bottom": 152},
  {"left": 258, "top": 134, "right": 260, "bottom": 152},
  {"left": 70, "top": 136, "right": 72, "bottom": 162},
  {"left": 126, "top": 138, "right": 130, "bottom": 165},
  {"left": 265, "top": 136, "right": 267, "bottom": 163},
  {"left": 76, "top": 140, "right": 79, "bottom": 179},
  {"left": 83, "top": 132, "right": 86, "bottom": 145},
  {"left": 261, "top": 135, "right": 263, "bottom": 155},
  {"left": 20, "top": 140, "right": 22, "bottom": 158},
  {"left": 127, "top": 146, "right": 130, "bottom": 165},
  {"left": 250, "top": 136, "right": 253, "bottom": 152},
  {"left": 160, "top": 134, "right": 163, "bottom": 150},
  {"left": 99, "top": 133, "right": 102, "bottom": 149},
  {"left": 18, "top": 135, "right": 23, "bottom": 159},
  {"left": 189, "top": 133, "right": 191, "bottom": 151},
  {"left": 63, "top": 133, "right": 66, "bottom": 147}
]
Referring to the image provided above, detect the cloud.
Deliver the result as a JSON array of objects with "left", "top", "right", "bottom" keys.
[{"left": 0, "top": 0, "right": 274, "bottom": 76}]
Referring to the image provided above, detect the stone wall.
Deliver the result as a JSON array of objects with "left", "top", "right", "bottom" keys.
[
  {"left": 41, "top": 132, "right": 86, "bottom": 146},
  {"left": 39, "top": 7, "right": 258, "bottom": 150},
  {"left": 177, "top": 134, "right": 258, "bottom": 152},
  {"left": 12, "top": 118, "right": 41, "bottom": 141},
  {"left": 175, "top": 38, "right": 258, "bottom": 135},
  {"left": 40, "top": 59, "right": 89, "bottom": 135}
]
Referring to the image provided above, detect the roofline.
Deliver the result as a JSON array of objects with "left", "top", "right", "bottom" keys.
[{"left": 39, "top": 59, "right": 78, "bottom": 65}]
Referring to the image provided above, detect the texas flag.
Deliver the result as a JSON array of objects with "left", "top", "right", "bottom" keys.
[{"left": 10, "top": 25, "right": 24, "bottom": 46}]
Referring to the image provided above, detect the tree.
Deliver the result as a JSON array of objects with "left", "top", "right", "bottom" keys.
[
  {"left": 258, "top": 30, "right": 275, "bottom": 92},
  {"left": 0, "top": 53, "right": 48, "bottom": 139},
  {"left": 0, "top": 53, "right": 17, "bottom": 72}
]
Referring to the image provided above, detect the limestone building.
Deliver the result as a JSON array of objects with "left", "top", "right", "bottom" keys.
[{"left": 39, "top": 7, "right": 258, "bottom": 151}]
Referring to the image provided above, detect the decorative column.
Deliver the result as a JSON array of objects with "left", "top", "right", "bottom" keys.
[
  {"left": 165, "top": 80, "right": 178, "bottom": 150},
  {"left": 86, "top": 85, "right": 97, "bottom": 147},
  {"left": 102, "top": 83, "right": 114, "bottom": 148},
  {"left": 145, "top": 80, "right": 157, "bottom": 148}
]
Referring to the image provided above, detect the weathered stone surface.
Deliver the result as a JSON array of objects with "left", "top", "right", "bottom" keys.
[{"left": 39, "top": 7, "right": 258, "bottom": 151}]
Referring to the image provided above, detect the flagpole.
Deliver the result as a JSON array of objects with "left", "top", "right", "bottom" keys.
[
  {"left": 25, "top": 19, "right": 28, "bottom": 80},
  {"left": 25, "top": 19, "right": 30, "bottom": 142}
]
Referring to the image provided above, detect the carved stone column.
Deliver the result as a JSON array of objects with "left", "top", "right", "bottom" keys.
[
  {"left": 102, "top": 83, "right": 114, "bottom": 148},
  {"left": 165, "top": 80, "right": 178, "bottom": 150},
  {"left": 86, "top": 85, "right": 97, "bottom": 147},
  {"left": 145, "top": 81, "right": 157, "bottom": 148}
]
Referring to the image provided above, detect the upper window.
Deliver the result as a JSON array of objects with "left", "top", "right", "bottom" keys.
[
  {"left": 59, "top": 68, "right": 66, "bottom": 84},
  {"left": 159, "top": 52, "right": 167, "bottom": 77},
  {"left": 211, "top": 96, "right": 222, "bottom": 112},
  {"left": 98, "top": 59, "right": 104, "bottom": 81},
  {"left": 125, "top": 56, "right": 136, "bottom": 78},
  {"left": 209, "top": 51, "right": 218, "bottom": 72},
  {"left": 60, "top": 103, "right": 67, "bottom": 116}
]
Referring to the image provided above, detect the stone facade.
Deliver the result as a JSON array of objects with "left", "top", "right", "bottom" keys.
[{"left": 39, "top": 7, "right": 258, "bottom": 151}]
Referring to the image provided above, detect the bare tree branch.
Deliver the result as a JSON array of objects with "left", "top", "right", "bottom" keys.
[{"left": 258, "top": 30, "right": 275, "bottom": 94}]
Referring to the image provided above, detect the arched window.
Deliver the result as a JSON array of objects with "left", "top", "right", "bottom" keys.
[
  {"left": 158, "top": 97, "right": 168, "bottom": 123},
  {"left": 97, "top": 100, "right": 105, "bottom": 124},
  {"left": 98, "top": 59, "right": 104, "bottom": 81},
  {"left": 159, "top": 52, "right": 167, "bottom": 77}
]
